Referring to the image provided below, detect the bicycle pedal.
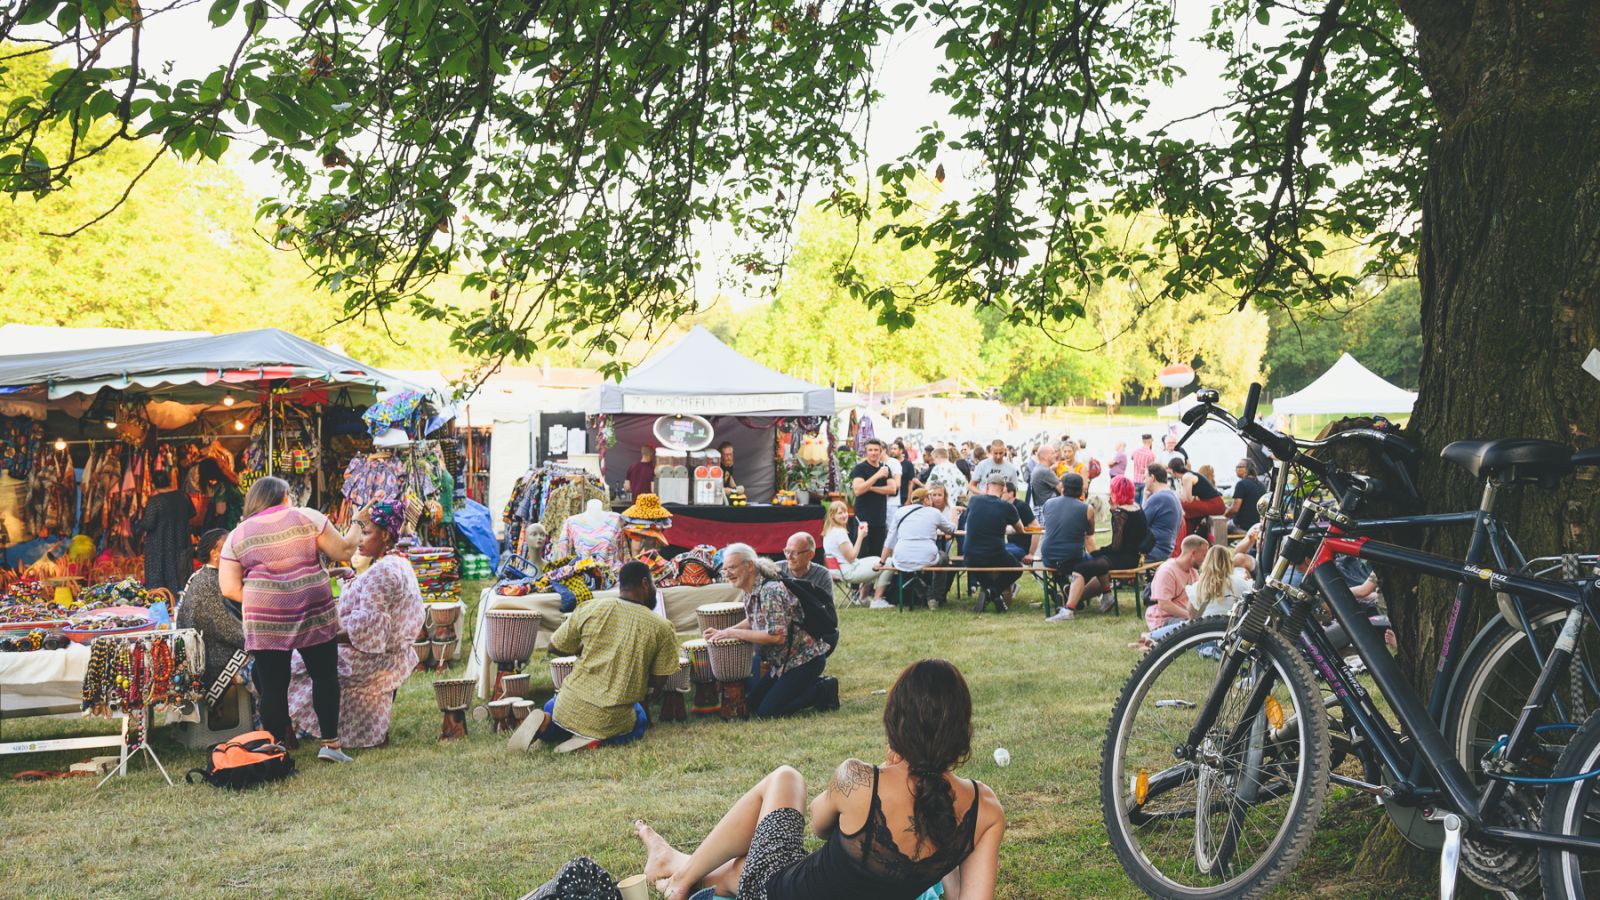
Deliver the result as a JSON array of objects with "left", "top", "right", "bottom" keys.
[{"left": 1437, "top": 812, "right": 1462, "bottom": 900}]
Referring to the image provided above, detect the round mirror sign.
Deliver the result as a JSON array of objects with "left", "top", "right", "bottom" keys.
[{"left": 653, "top": 414, "right": 715, "bottom": 452}]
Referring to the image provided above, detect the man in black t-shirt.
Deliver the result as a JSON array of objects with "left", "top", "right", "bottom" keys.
[
  {"left": 850, "top": 438, "right": 899, "bottom": 557},
  {"left": 1002, "top": 481, "right": 1036, "bottom": 562},
  {"left": 965, "top": 474, "right": 1029, "bottom": 613},
  {"left": 1227, "top": 459, "right": 1267, "bottom": 532}
]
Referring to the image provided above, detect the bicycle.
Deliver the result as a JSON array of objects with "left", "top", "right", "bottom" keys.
[{"left": 1100, "top": 385, "right": 1600, "bottom": 899}]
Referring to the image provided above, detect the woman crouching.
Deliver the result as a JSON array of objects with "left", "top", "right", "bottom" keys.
[
  {"left": 286, "top": 501, "right": 424, "bottom": 754},
  {"left": 635, "top": 658, "right": 1004, "bottom": 900}
]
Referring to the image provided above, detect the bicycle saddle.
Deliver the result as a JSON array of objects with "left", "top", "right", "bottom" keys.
[
  {"left": 1440, "top": 438, "right": 1572, "bottom": 484},
  {"left": 1574, "top": 448, "right": 1600, "bottom": 468}
]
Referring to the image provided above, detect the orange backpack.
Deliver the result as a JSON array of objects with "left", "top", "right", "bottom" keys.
[{"left": 186, "top": 730, "right": 296, "bottom": 789}]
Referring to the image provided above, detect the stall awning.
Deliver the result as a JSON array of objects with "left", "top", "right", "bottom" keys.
[
  {"left": 1273, "top": 353, "right": 1418, "bottom": 416},
  {"left": 0, "top": 328, "right": 416, "bottom": 402},
  {"left": 595, "top": 326, "right": 835, "bottom": 417}
]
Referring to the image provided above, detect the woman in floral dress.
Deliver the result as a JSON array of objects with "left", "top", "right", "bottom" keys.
[{"left": 287, "top": 501, "right": 424, "bottom": 749}]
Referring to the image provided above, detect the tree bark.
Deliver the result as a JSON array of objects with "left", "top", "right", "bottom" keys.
[{"left": 1358, "top": 1, "right": 1600, "bottom": 879}]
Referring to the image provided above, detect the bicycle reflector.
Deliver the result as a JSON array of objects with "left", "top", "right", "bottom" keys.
[
  {"left": 1134, "top": 768, "right": 1149, "bottom": 805},
  {"left": 1264, "top": 696, "right": 1285, "bottom": 730}
]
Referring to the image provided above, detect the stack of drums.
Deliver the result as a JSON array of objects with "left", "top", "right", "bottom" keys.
[
  {"left": 484, "top": 609, "right": 542, "bottom": 698},
  {"left": 549, "top": 656, "right": 578, "bottom": 692},
  {"left": 708, "top": 638, "right": 753, "bottom": 719},
  {"left": 696, "top": 601, "right": 745, "bottom": 634},
  {"left": 683, "top": 639, "right": 719, "bottom": 715}
]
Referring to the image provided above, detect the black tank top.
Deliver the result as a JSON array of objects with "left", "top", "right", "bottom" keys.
[
  {"left": 769, "top": 766, "right": 982, "bottom": 900},
  {"left": 1191, "top": 473, "right": 1221, "bottom": 501}
]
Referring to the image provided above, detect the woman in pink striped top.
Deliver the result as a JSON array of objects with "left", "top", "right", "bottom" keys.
[{"left": 220, "top": 477, "right": 359, "bottom": 761}]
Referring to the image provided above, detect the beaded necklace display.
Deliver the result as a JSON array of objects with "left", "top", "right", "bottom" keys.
[{"left": 79, "top": 632, "right": 207, "bottom": 747}]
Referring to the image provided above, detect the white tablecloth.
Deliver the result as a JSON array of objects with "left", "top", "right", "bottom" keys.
[{"left": 466, "top": 583, "right": 743, "bottom": 699}]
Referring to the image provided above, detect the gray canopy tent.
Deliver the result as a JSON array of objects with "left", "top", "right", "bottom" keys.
[{"left": 594, "top": 327, "right": 835, "bottom": 502}]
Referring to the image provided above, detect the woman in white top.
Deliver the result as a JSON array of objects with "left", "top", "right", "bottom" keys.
[
  {"left": 822, "top": 501, "right": 890, "bottom": 606},
  {"left": 881, "top": 488, "right": 956, "bottom": 609},
  {"left": 1192, "top": 544, "right": 1251, "bottom": 618}
]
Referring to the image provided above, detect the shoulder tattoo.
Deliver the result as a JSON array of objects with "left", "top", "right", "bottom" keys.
[{"left": 831, "top": 759, "right": 873, "bottom": 799}]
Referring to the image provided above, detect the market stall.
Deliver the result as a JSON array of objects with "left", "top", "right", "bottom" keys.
[{"left": 593, "top": 327, "right": 833, "bottom": 553}]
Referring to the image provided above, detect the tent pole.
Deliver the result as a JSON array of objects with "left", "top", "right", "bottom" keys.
[{"left": 267, "top": 390, "right": 275, "bottom": 476}]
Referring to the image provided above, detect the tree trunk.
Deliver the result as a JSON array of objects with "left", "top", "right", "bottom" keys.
[{"left": 1356, "top": 2, "right": 1600, "bottom": 875}]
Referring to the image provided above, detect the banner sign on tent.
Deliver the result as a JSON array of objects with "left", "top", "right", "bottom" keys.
[
  {"left": 623, "top": 393, "right": 805, "bottom": 415},
  {"left": 653, "top": 414, "right": 715, "bottom": 451}
]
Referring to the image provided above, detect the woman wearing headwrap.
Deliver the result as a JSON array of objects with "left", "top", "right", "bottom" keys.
[{"left": 286, "top": 501, "right": 424, "bottom": 751}]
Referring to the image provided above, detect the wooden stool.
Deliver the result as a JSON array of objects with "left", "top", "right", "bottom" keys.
[{"left": 440, "top": 707, "right": 468, "bottom": 740}]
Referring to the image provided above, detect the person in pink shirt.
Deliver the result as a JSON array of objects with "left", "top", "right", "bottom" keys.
[
  {"left": 1129, "top": 435, "right": 1156, "bottom": 503},
  {"left": 1138, "top": 535, "right": 1209, "bottom": 652}
]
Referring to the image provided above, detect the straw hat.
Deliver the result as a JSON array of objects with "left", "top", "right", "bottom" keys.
[{"left": 622, "top": 493, "right": 672, "bottom": 523}]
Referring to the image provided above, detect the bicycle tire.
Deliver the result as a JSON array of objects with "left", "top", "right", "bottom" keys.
[
  {"left": 1539, "top": 707, "right": 1600, "bottom": 897},
  {"left": 1101, "top": 618, "right": 1330, "bottom": 899}
]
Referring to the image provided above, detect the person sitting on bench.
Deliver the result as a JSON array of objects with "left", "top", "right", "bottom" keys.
[
  {"left": 965, "top": 474, "right": 1033, "bottom": 614},
  {"left": 881, "top": 488, "right": 956, "bottom": 610}
]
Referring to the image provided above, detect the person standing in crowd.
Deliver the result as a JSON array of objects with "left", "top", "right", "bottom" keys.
[
  {"left": 512, "top": 561, "right": 681, "bottom": 752},
  {"left": 627, "top": 445, "right": 657, "bottom": 500},
  {"left": 779, "top": 532, "right": 833, "bottom": 595},
  {"left": 1129, "top": 435, "right": 1156, "bottom": 503},
  {"left": 954, "top": 443, "right": 975, "bottom": 483},
  {"left": 1226, "top": 458, "right": 1267, "bottom": 533},
  {"left": 969, "top": 439, "right": 1020, "bottom": 495},
  {"left": 710, "top": 544, "right": 838, "bottom": 717},
  {"left": 634, "top": 659, "right": 1004, "bottom": 900},
  {"left": 176, "top": 528, "right": 247, "bottom": 707},
  {"left": 965, "top": 474, "right": 1030, "bottom": 613},
  {"left": 139, "top": 469, "right": 195, "bottom": 598},
  {"left": 850, "top": 439, "right": 899, "bottom": 558},
  {"left": 1162, "top": 432, "right": 1188, "bottom": 460},
  {"left": 197, "top": 457, "right": 244, "bottom": 533},
  {"left": 924, "top": 447, "right": 969, "bottom": 506},
  {"left": 1107, "top": 441, "right": 1128, "bottom": 481},
  {"left": 1029, "top": 443, "right": 1061, "bottom": 513},
  {"left": 287, "top": 501, "right": 424, "bottom": 750},
  {"left": 883, "top": 487, "right": 957, "bottom": 610},
  {"left": 891, "top": 439, "right": 919, "bottom": 506},
  {"left": 219, "top": 476, "right": 360, "bottom": 761},
  {"left": 919, "top": 445, "right": 937, "bottom": 485},
  {"left": 1167, "top": 456, "right": 1226, "bottom": 543},
  {"left": 1056, "top": 441, "right": 1088, "bottom": 497},
  {"left": 1058, "top": 474, "right": 1149, "bottom": 617},
  {"left": 1140, "top": 535, "right": 1209, "bottom": 651},
  {"left": 1040, "top": 473, "right": 1095, "bottom": 622},
  {"left": 883, "top": 441, "right": 905, "bottom": 519},
  {"left": 1142, "top": 464, "right": 1182, "bottom": 560}
]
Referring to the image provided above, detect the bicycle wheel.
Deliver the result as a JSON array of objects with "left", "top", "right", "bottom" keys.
[
  {"left": 1101, "top": 618, "right": 1330, "bottom": 899},
  {"left": 1539, "top": 708, "right": 1600, "bottom": 896}
]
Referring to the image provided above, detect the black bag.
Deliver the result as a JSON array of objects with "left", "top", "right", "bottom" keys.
[
  {"left": 780, "top": 574, "right": 839, "bottom": 644},
  {"left": 185, "top": 731, "right": 296, "bottom": 789}
]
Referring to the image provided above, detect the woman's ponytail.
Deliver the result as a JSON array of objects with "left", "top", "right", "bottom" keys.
[{"left": 884, "top": 659, "right": 973, "bottom": 854}]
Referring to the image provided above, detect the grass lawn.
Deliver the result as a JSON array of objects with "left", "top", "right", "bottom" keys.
[{"left": 0, "top": 578, "right": 1420, "bottom": 898}]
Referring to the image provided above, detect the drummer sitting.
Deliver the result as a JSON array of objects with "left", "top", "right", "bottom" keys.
[{"left": 508, "top": 562, "right": 681, "bottom": 754}]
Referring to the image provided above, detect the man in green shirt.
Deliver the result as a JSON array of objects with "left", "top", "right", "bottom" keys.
[{"left": 509, "top": 561, "right": 680, "bottom": 754}]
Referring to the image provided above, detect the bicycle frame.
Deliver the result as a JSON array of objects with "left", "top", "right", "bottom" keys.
[{"left": 1284, "top": 531, "right": 1600, "bottom": 852}]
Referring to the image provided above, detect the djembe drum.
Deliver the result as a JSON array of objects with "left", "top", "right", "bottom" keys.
[
  {"left": 549, "top": 656, "right": 577, "bottom": 692},
  {"left": 511, "top": 699, "right": 536, "bottom": 727},
  {"left": 484, "top": 609, "right": 542, "bottom": 698},
  {"left": 499, "top": 672, "right": 531, "bottom": 700},
  {"left": 412, "top": 637, "right": 433, "bottom": 672},
  {"left": 487, "top": 698, "right": 518, "bottom": 733},
  {"left": 708, "top": 638, "right": 753, "bottom": 720},
  {"left": 695, "top": 601, "right": 744, "bottom": 634},
  {"left": 658, "top": 657, "right": 690, "bottom": 723},
  {"left": 428, "top": 603, "right": 462, "bottom": 642},
  {"left": 432, "top": 678, "right": 476, "bottom": 740},
  {"left": 682, "top": 639, "right": 720, "bottom": 715}
]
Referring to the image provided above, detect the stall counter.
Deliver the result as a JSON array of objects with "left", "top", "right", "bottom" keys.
[{"left": 660, "top": 503, "right": 823, "bottom": 555}]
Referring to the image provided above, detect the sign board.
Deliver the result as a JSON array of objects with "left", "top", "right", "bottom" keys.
[
  {"left": 622, "top": 393, "right": 806, "bottom": 415},
  {"left": 652, "top": 414, "right": 716, "bottom": 452}
]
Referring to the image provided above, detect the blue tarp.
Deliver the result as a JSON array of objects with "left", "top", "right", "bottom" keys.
[{"left": 453, "top": 497, "right": 500, "bottom": 572}]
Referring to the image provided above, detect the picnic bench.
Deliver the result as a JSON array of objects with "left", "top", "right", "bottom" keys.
[{"left": 876, "top": 562, "right": 1061, "bottom": 616}]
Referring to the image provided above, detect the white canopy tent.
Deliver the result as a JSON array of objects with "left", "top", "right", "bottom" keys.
[{"left": 1273, "top": 353, "right": 1418, "bottom": 416}]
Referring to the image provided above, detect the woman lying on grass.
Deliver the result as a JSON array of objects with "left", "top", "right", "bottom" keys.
[{"left": 635, "top": 658, "right": 1005, "bottom": 900}]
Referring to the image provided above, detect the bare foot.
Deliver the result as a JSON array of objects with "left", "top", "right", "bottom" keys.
[{"left": 634, "top": 820, "right": 689, "bottom": 886}]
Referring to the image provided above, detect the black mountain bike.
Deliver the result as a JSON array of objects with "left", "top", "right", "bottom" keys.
[{"left": 1100, "top": 385, "right": 1600, "bottom": 899}]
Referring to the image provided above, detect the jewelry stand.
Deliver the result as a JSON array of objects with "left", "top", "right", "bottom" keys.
[{"left": 97, "top": 705, "right": 174, "bottom": 789}]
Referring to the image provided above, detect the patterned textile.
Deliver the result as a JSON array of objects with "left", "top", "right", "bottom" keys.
[
  {"left": 556, "top": 514, "right": 622, "bottom": 568},
  {"left": 139, "top": 489, "right": 194, "bottom": 596},
  {"left": 362, "top": 390, "right": 423, "bottom": 436},
  {"left": 175, "top": 564, "right": 246, "bottom": 686},
  {"left": 925, "top": 462, "right": 969, "bottom": 504},
  {"left": 737, "top": 808, "right": 810, "bottom": 900},
  {"left": 745, "top": 576, "right": 829, "bottom": 676},
  {"left": 368, "top": 499, "right": 407, "bottom": 536},
  {"left": 222, "top": 506, "right": 337, "bottom": 652},
  {"left": 547, "top": 597, "right": 679, "bottom": 741},
  {"left": 342, "top": 456, "right": 406, "bottom": 506},
  {"left": 0, "top": 417, "right": 42, "bottom": 479},
  {"left": 520, "top": 857, "right": 621, "bottom": 900},
  {"left": 287, "top": 555, "right": 424, "bottom": 747}
]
